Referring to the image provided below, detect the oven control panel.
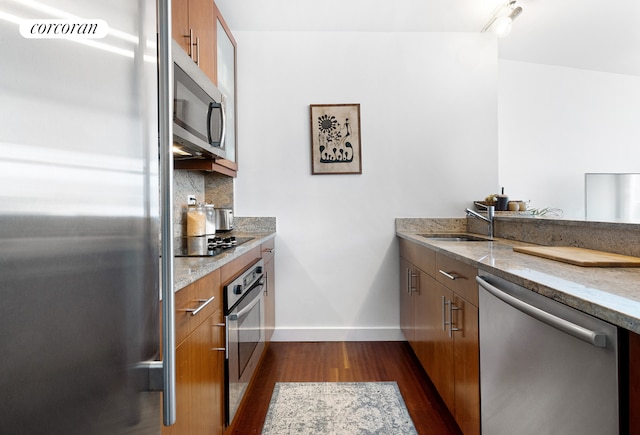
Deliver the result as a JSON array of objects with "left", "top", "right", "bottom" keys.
[{"left": 224, "top": 259, "right": 265, "bottom": 312}]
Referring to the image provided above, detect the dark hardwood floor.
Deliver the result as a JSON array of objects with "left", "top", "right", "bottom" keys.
[{"left": 226, "top": 341, "right": 462, "bottom": 435}]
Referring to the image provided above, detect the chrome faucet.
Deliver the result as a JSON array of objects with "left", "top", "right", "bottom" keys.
[{"left": 466, "top": 203, "right": 494, "bottom": 239}]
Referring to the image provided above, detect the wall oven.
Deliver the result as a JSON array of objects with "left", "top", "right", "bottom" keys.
[
  {"left": 224, "top": 259, "right": 266, "bottom": 426},
  {"left": 172, "top": 40, "right": 226, "bottom": 160}
]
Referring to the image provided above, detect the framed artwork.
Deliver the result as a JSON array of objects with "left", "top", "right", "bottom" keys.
[{"left": 310, "top": 103, "right": 362, "bottom": 175}]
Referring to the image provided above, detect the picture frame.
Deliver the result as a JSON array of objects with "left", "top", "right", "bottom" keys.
[{"left": 310, "top": 103, "right": 362, "bottom": 175}]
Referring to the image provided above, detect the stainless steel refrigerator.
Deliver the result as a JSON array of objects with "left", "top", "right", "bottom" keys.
[
  {"left": 585, "top": 173, "right": 640, "bottom": 222},
  {"left": 0, "top": 1, "right": 175, "bottom": 433}
]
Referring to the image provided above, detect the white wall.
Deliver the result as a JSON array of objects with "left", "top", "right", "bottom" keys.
[
  {"left": 498, "top": 60, "right": 640, "bottom": 219},
  {"left": 234, "top": 31, "right": 498, "bottom": 340}
]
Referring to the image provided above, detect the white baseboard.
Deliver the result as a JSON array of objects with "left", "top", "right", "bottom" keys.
[{"left": 270, "top": 327, "right": 404, "bottom": 342}]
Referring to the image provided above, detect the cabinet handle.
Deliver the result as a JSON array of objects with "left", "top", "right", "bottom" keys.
[
  {"left": 194, "top": 36, "right": 200, "bottom": 66},
  {"left": 184, "top": 295, "right": 215, "bottom": 316},
  {"left": 409, "top": 271, "right": 418, "bottom": 293},
  {"left": 439, "top": 269, "right": 462, "bottom": 280},
  {"left": 187, "top": 28, "right": 194, "bottom": 59},
  {"left": 263, "top": 248, "right": 275, "bottom": 253},
  {"left": 210, "top": 321, "right": 227, "bottom": 354},
  {"left": 449, "top": 301, "right": 461, "bottom": 338},
  {"left": 442, "top": 296, "right": 448, "bottom": 331},
  {"left": 406, "top": 268, "right": 411, "bottom": 294}
]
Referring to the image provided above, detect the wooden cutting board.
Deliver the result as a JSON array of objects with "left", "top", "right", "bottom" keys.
[{"left": 512, "top": 246, "right": 640, "bottom": 267}]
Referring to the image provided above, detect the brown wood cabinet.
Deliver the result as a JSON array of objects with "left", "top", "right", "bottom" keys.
[
  {"left": 262, "top": 238, "right": 276, "bottom": 342},
  {"left": 398, "top": 238, "right": 480, "bottom": 435},
  {"left": 434, "top": 252, "right": 480, "bottom": 435},
  {"left": 450, "top": 293, "right": 479, "bottom": 435},
  {"left": 162, "top": 269, "right": 225, "bottom": 435},
  {"left": 399, "top": 238, "right": 435, "bottom": 346},
  {"left": 420, "top": 277, "right": 455, "bottom": 409},
  {"left": 163, "top": 244, "right": 270, "bottom": 434},
  {"left": 172, "top": 0, "right": 216, "bottom": 83}
]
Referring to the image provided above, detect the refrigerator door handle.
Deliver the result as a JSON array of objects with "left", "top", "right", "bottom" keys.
[
  {"left": 131, "top": 0, "right": 176, "bottom": 426},
  {"left": 476, "top": 276, "right": 607, "bottom": 347},
  {"left": 157, "top": 0, "right": 176, "bottom": 426}
]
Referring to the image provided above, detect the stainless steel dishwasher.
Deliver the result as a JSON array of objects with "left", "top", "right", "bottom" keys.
[{"left": 477, "top": 273, "right": 620, "bottom": 435}]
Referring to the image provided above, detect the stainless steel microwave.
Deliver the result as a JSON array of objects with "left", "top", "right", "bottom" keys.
[{"left": 172, "top": 40, "right": 226, "bottom": 160}]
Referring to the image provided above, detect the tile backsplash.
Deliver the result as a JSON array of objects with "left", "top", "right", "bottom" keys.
[{"left": 173, "top": 170, "right": 234, "bottom": 237}]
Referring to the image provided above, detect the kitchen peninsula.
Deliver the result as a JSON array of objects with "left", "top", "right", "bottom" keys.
[{"left": 397, "top": 215, "right": 640, "bottom": 434}]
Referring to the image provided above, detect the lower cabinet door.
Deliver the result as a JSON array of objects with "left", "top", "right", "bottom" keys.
[
  {"left": 399, "top": 257, "right": 415, "bottom": 343},
  {"left": 189, "top": 315, "right": 216, "bottom": 434},
  {"left": 453, "top": 295, "right": 480, "bottom": 435},
  {"left": 425, "top": 281, "right": 455, "bottom": 412},
  {"left": 162, "top": 310, "right": 225, "bottom": 435},
  {"left": 162, "top": 338, "right": 192, "bottom": 434}
]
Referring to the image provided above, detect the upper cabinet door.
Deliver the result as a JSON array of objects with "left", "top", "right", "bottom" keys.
[
  {"left": 216, "top": 8, "right": 237, "bottom": 164},
  {"left": 172, "top": 0, "right": 216, "bottom": 83}
]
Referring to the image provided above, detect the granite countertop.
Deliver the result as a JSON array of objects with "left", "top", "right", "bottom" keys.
[
  {"left": 173, "top": 231, "right": 275, "bottom": 292},
  {"left": 397, "top": 230, "right": 640, "bottom": 334}
]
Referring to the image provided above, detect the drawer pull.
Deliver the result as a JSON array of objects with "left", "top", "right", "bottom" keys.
[
  {"left": 263, "top": 248, "right": 275, "bottom": 253},
  {"left": 184, "top": 295, "right": 215, "bottom": 316},
  {"left": 439, "top": 269, "right": 463, "bottom": 280}
]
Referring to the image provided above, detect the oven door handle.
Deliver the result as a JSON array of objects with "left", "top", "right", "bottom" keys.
[
  {"left": 224, "top": 315, "right": 229, "bottom": 360},
  {"left": 230, "top": 284, "right": 264, "bottom": 319}
]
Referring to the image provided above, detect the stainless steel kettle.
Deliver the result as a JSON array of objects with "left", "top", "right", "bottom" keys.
[{"left": 214, "top": 208, "right": 233, "bottom": 231}]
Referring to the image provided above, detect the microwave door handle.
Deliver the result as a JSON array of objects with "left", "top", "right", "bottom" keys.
[
  {"left": 206, "top": 101, "right": 225, "bottom": 149},
  {"left": 219, "top": 96, "right": 227, "bottom": 150},
  {"left": 206, "top": 102, "right": 217, "bottom": 146}
]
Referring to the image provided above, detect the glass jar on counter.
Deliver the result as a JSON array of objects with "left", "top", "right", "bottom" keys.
[
  {"left": 204, "top": 204, "right": 216, "bottom": 235},
  {"left": 186, "top": 204, "right": 206, "bottom": 236}
]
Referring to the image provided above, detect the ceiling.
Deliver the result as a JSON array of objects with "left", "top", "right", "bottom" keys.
[{"left": 215, "top": 0, "right": 640, "bottom": 76}]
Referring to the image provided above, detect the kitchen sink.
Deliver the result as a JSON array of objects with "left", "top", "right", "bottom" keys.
[{"left": 419, "top": 233, "right": 492, "bottom": 242}]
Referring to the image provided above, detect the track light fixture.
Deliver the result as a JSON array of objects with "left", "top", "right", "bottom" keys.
[{"left": 481, "top": 1, "right": 523, "bottom": 38}]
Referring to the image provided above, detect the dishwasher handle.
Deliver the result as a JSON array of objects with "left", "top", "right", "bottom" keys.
[{"left": 476, "top": 276, "right": 607, "bottom": 348}]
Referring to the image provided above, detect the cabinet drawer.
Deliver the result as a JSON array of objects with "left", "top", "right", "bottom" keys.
[
  {"left": 399, "top": 238, "right": 435, "bottom": 277},
  {"left": 436, "top": 253, "right": 478, "bottom": 306},
  {"left": 190, "top": 269, "right": 221, "bottom": 322},
  {"left": 174, "top": 269, "right": 221, "bottom": 345}
]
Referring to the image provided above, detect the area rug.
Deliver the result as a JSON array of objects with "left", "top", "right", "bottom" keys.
[{"left": 261, "top": 382, "right": 418, "bottom": 435}]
